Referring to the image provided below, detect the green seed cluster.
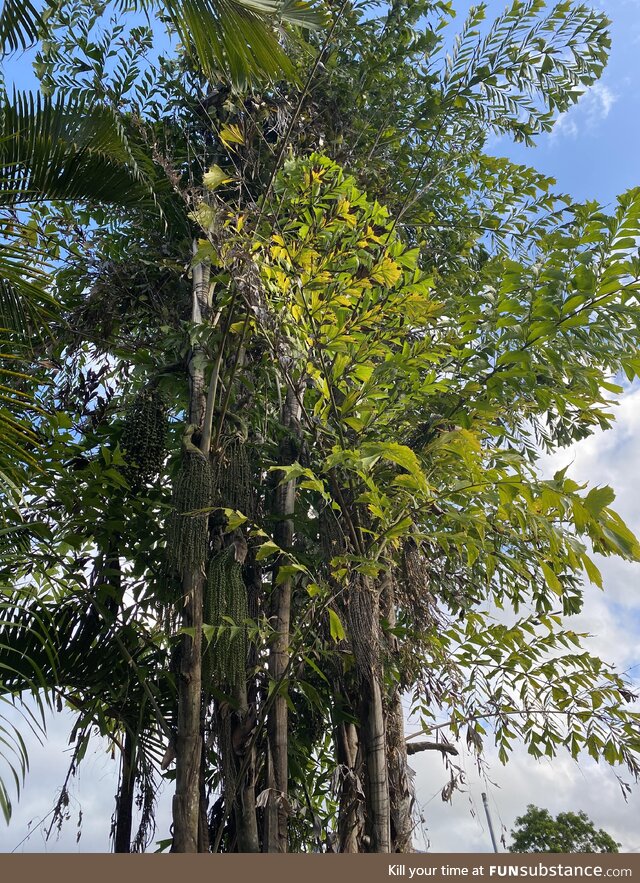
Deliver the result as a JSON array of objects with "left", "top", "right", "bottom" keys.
[
  {"left": 203, "top": 545, "right": 248, "bottom": 690},
  {"left": 166, "top": 449, "right": 213, "bottom": 577},
  {"left": 121, "top": 387, "right": 167, "bottom": 486},
  {"left": 215, "top": 435, "right": 252, "bottom": 515}
]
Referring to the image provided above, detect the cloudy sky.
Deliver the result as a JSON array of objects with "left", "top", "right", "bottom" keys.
[{"left": 2, "top": 0, "right": 640, "bottom": 855}]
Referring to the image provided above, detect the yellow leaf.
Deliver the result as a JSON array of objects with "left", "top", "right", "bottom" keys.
[
  {"left": 220, "top": 123, "right": 244, "bottom": 146},
  {"left": 203, "top": 164, "right": 233, "bottom": 190},
  {"left": 371, "top": 255, "right": 402, "bottom": 286}
]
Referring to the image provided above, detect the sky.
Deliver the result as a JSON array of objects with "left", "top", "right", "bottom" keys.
[{"left": 1, "top": 0, "right": 640, "bottom": 855}]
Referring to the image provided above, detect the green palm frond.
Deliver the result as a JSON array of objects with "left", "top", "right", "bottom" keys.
[
  {"left": 0, "top": 218, "right": 55, "bottom": 505},
  {"left": 0, "top": 91, "right": 157, "bottom": 209},
  {"left": 0, "top": 0, "right": 49, "bottom": 54},
  {"left": 0, "top": 88, "right": 169, "bottom": 506},
  {"left": 0, "top": 581, "right": 58, "bottom": 823},
  {"left": 2, "top": 0, "right": 322, "bottom": 86},
  {"left": 151, "top": 0, "right": 322, "bottom": 87},
  {"left": 0, "top": 228, "right": 56, "bottom": 331},
  {"left": 0, "top": 575, "right": 176, "bottom": 823}
]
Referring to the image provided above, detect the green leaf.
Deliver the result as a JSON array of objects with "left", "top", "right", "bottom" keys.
[
  {"left": 584, "top": 485, "right": 615, "bottom": 517},
  {"left": 328, "top": 608, "right": 345, "bottom": 642},
  {"left": 256, "top": 539, "right": 281, "bottom": 561},
  {"left": 581, "top": 555, "right": 603, "bottom": 589},
  {"left": 541, "top": 561, "right": 563, "bottom": 596},
  {"left": 221, "top": 508, "right": 248, "bottom": 530},
  {"left": 360, "top": 442, "right": 429, "bottom": 492}
]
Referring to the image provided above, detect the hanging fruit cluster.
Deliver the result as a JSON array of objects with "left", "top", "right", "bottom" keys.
[
  {"left": 214, "top": 434, "right": 253, "bottom": 515},
  {"left": 120, "top": 387, "right": 167, "bottom": 486},
  {"left": 166, "top": 445, "right": 214, "bottom": 578},
  {"left": 203, "top": 544, "right": 248, "bottom": 691}
]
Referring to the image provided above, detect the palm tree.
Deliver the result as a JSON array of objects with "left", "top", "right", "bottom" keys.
[{"left": 0, "top": 0, "right": 320, "bottom": 843}]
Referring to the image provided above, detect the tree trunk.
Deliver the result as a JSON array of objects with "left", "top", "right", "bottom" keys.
[
  {"left": 361, "top": 674, "right": 391, "bottom": 852},
  {"left": 232, "top": 682, "right": 260, "bottom": 852},
  {"left": 198, "top": 740, "right": 210, "bottom": 852},
  {"left": 113, "top": 729, "right": 135, "bottom": 853},
  {"left": 234, "top": 555, "right": 261, "bottom": 852},
  {"left": 382, "top": 575, "right": 414, "bottom": 853},
  {"left": 348, "top": 575, "right": 391, "bottom": 853},
  {"left": 264, "top": 384, "right": 300, "bottom": 852},
  {"left": 172, "top": 250, "right": 211, "bottom": 852},
  {"left": 173, "top": 570, "right": 204, "bottom": 852},
  {"left": 387, "top": 691, "right": 414, "bottom": 852},
  {"left": 336, "top": 720, "right": 365, "bottom": 852}
]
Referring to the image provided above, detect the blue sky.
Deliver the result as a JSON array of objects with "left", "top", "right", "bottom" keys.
[
  {"left": 454, "top": 0, "right": 640, "bottom": 207},
  {"left": 1, "top": 0, "right": 640, "bottom": 854}
]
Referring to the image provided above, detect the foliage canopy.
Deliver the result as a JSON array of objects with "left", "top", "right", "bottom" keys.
[{"left": 509, "top": 805, "right": 620, "bottom": 854}]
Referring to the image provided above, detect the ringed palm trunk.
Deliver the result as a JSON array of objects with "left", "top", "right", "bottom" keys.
[
  {"left": 336, "top": 719, "right": 365, "bottom": 852},
  {"left": 264, "top": 384, "right": 300, "bottom": 852},
  {"left": 172, "top": 250, "right": 211, "bottom": 852},
  {"left": 234, "top": 547, "right": 262, "bottom": 851},
  {"left": 382, "top": 576, "right": 414, "bottom": 852},
  {"left": 217, "top": 677, "right": 260, "bottom": 852},
  {"left": 361, "top": 674, "right": 391, "bottom": 852},
  {"left": 348, "top": 574, "right": 391, "bottom": 852},
  {"left": 234, "top": 689, "right": 261, "bottom": 852}
]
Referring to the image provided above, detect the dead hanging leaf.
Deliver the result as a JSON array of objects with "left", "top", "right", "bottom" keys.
[
  {"left": 203, "top": 164, "right": 233, "bottom": 190},
  {"left": 160, "top": 742, "right": 176, "bottom": 770},
  {"left": 441, "top": 777, "right": 456, "bottom": 803},
  {"left": 233, "top": 534, "right": 248, "bottom": 564},
  {"left": 255, "top": 788, "right": 271, "bottom": 809}
]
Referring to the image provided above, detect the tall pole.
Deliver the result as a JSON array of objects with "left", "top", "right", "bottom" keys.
[{"left": 482, "top": 792, "right": 499, "bottom": 853}]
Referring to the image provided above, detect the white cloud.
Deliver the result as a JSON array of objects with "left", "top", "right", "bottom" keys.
[{"left": 551, "top": 82, "right": 617, "bottom": 140}]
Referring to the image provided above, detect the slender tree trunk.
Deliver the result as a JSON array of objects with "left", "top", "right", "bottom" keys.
[
  {"left": 114, "top": 729, "right": 135, "bottom": 853},
  {"left": 361, "top": 674, "right": 391, "bottom": 852},
  {"left": 382, "top": 578, "right": 414, "bottom": 853},
  {"left": 264, "top": 384, "right": 300, "bottom": 852},
  {"left": 348, "top": 575, "right": 391, "bottom": 852},
  {"left": 198, "top": 740, "right": 210, "bottom": 852},
  {"left": 173, "top": 570, "right": 204, "bottom": 852},
  {"left": 232, "top": 547, "right": 262, "bottom": 852},
  {"left": 172, "top": 250, "right": 211, "bottom": 852},
  {"left": 387, "top": 690, "right": 413, "bottom": 852},
  {"left": 336, "top": 720, "right": 365, "bottom": 852},
  {"left": 232, "top": 682, "right": 260, "bottom": 852}
]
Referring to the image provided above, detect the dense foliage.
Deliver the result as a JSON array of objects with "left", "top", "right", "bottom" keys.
[
  {"left": 0, "top": 0, "right": 639, "bottom": 853},
  {"left": 509, "top": 805, "right": 620, "bottom": 854}
]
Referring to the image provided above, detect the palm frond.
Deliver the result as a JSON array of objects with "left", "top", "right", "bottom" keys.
[
  {"left": 0, "top": 582, "right": 58, "bottom": 823},
  {"left": 0, "top": 91, "right": 158, "bottom": 209},
  {"left": 0, "top": 0, "right": 47, "bottom": 54},
  {"left": 163, "top": 0, "right": 322, "bottom": 88}
]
